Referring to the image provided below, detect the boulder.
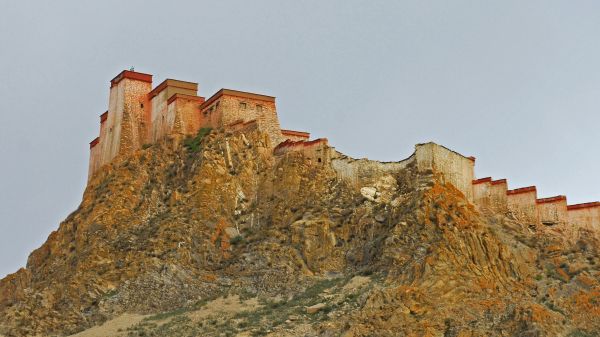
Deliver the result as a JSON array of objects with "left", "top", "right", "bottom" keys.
[{"left": 306, "top": 302, "right": 326, "bottom": 314}]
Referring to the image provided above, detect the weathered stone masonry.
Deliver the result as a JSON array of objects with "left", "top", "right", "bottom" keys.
[
  {"left": 88, "top": 69, "right": 599, "bottom": 230},
  {"left": 88, "top": 70, "right": 318, "bottom": 180},
  {"left": 331, "top": 142, "right": 599, "bottom": 230}
]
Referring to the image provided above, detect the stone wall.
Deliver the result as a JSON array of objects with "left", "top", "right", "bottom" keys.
[
  {"left": 85, "top": 71, "right": 600, "bottom": 232},
  {"left": 568, "top": 202, "right": 600, "bottom": 230},
  {"left": 93, "top": 71, "right": 152, "bottom": 178},
  {"left": 149, "top": 89, "right": 169, "bottom": 143},
  {"left": 507, "top": 187, "right": 539, "bottom": 224},
  {"left": 88, "top": 138, "right": 100, "bottom": 181},
  {"left": 473, "top": 177, "right": 492, "bottom": 209},
  {"left": 415, "top": 143, "right": 475, "bottom": 201},
  {"left": 88, "top": 71, "right": 290, "bottom": 180},
  {"left": 149, "top": 80, "right": 199, "bottom": 143},
  {"left": 537, "top": 196, "right": 568, "bottom": 226},
  {"left": 281, "top": 129, "right": 310, "bottom": 142},
  {"left": 489, "top": 179, "right": 508, "bottom": 213},
  {"left": 471, "top": 175, "right": 599, "bottom": 229},
  {"left": 274, "top": 138, "right": 331, "bottom": 165},
  {"left": 331, "top": 154, "right": 411, "bottom": 187},
  {"left": 200, "top": 90, "right": 282, "bottom": 147},
  {"left": 169, "top": 94, "right": 205, "bottom": 137}
]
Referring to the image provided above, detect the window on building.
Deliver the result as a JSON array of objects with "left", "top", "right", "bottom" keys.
[
  {"left": 203, "top": 111, "right": 208, "bottom": 117},
  {"left": 256, "top": 104, "right": 263, "bottom": 112},
  {"left": 215, "top": 101, "right": 220, "bottom": 108},
  {"left": 318, "top": 158, "right": 322, "bottom": 163},
  {"left": 140, "top": 103, "right": 144, "bottom": 109},
  {"left": 240, "top": 102, "right": 247, "bottom": 109}
]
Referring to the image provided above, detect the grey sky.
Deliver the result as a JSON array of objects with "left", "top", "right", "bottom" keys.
[{"left": 1, "top": 1, "right": 599, "bottom": 278}]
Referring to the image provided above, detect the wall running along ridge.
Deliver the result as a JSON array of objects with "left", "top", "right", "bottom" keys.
[
  {"left": 87, "top": 70, "right": 600, "bottom": 229},
  {"left": 273, "top": 138, "right": 331, "bottom": 165}
]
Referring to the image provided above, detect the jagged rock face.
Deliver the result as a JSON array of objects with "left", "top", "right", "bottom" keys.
[{"left": 1, "top": 130, "right": 599, "bottom": 337}]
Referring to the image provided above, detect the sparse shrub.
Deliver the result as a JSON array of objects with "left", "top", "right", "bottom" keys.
[
  {"left": 142, "top": 143, "right": 152, "bottom": 150},
  {"left": 230, "top": 235, "right": 244, "bottom": 245},
  {"left": 184, "top": 128, "right": 212, "bottom": 152}
]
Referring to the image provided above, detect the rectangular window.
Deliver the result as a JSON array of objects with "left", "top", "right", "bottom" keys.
[
  {"left": 256, "top": 104, "right": 263, "bottom": 112},
  {"left": 240, "top": 102, "right": 247, "bottom": 109}
]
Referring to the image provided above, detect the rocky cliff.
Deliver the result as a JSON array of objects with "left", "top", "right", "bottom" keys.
[{"left": 1, "top": 128, "right": 599, "bottom": 337}]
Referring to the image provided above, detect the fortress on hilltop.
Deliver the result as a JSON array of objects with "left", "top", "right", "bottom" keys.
[
  {"left": 88, "top": 70, "right": 330, "bottom": 179},
  {"left": 88, "top": 69, "right": 599, "bottom": 231}
]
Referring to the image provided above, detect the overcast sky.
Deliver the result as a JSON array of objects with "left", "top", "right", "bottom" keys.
[{"left": 1, "top": 1, "right": 599, "bottom": 278}]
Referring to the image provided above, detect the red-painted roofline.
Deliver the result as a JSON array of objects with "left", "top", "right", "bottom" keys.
[
  {"left": 89, "top": 137, "right": 100, "bottom": 149},
  {"left": 473, "top": 177, "right": 492, "bottom": 184},
  {"left": 491, "top": 179, "right": 507, "bottom": 185},
  {"left": 100, "top": 111, "right": 108, "bottom": 123},
  {"left": 537, "top": 195, "right": 567, "bottom": 204},
  {"left": 567, "top": 202, "right": 600, "bottom": 211},
  {"left": 149, "top": 79, "right": 198, "bottom": 99},
  {"left": 200, "top": 89, "right": 275, "bottom": 110},
  {"left": 281, "top": 129, "right": 310, "bottom": 138},
  {"left": 167, "top": 93, "right": 205, "bottom": 105},
  {"left": 110, "top": 70, "right": 152, "bottom": 88},
  {"left": 507, "top": 186, "right": 537, "bottom": 195},
  {"left": 274, "top": 138, "right": 328, "bottom": 152},
  {"left": 467, "top": 156, "right": 476, "bottom": 162}
]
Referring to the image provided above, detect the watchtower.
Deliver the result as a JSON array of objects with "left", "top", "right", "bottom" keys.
[{"left": 99, "top": 70, "right": 153, "bottom": 165}]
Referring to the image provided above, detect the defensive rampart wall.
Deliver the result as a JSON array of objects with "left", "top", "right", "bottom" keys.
[
  {"left": 537, "top": 196, "right": 568, "bottom": 226},
  {"left": 472, "top": 177, "right": 597, "bottom": 229},
  {"left": 86, "top": 70, "right": 600, "bottom": 230},
  {"left": 414, "top": 143, "right": 475, "bottom": 201},
  {"left": 568, "top": 202, "right": 600, "bottom": 230},
  {"left": 331, "top": 142, "right": 475, "bottom": 200},
  {"left": 274, "top": 138, "right": 331, "bottom": 165}
]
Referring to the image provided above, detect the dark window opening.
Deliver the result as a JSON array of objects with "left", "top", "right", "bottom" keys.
[
  {"left": 318, "top": 158, "right": 322, "bottom": 163},
  {"left": 140, "top": 103, "right": 144, "bottom": 109},
  {"left": 240, "top": 102, "right": 247, "bottom": 109}
]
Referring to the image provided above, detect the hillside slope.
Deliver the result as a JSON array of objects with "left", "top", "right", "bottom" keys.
[{"left": 1, "top": 128, "right": 599, "bottom": 337}]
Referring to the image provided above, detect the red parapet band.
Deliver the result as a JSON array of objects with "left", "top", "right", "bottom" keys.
[
  {"left": 167, "top": 93, "right": 205, "bottom": 105},
  {"left": 281, "top": 129, "right": 310, "bottom": 138},
  {"left": 507, "top": 186, "right": 537, "bottom": 195},
  {"left": 100, "top": 111, "right": 108, "bottom": 123},
  {"left": 200, "top": 88, "right": 276, "bottom": 110},
  {"left": 89, "top": 137, "right": 100, "bottom": 149},
  {"left": 567, "top": 202, "right": 600, "bottom": 211},
  {"left": 537, "top": 195, "right": 567, "bottom": 204},
  {"left": 467, "top": 156, "right": 476, "bottom": 162},
  {"left": 473, "top": 177, "right": 492, "bottom": 184},
  {"left": 110, "top": 70, "right": 152, "bottom": 87},
  {"left": 491, "top": 179, "right": 507, "bottom": 185},
  {"left": 274, "top": 138, "right": 328, "bottom": 152}
]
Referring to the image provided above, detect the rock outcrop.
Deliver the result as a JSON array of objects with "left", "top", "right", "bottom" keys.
[{"left": 0, "top": 128, "right": 599, "bottom": 337}]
